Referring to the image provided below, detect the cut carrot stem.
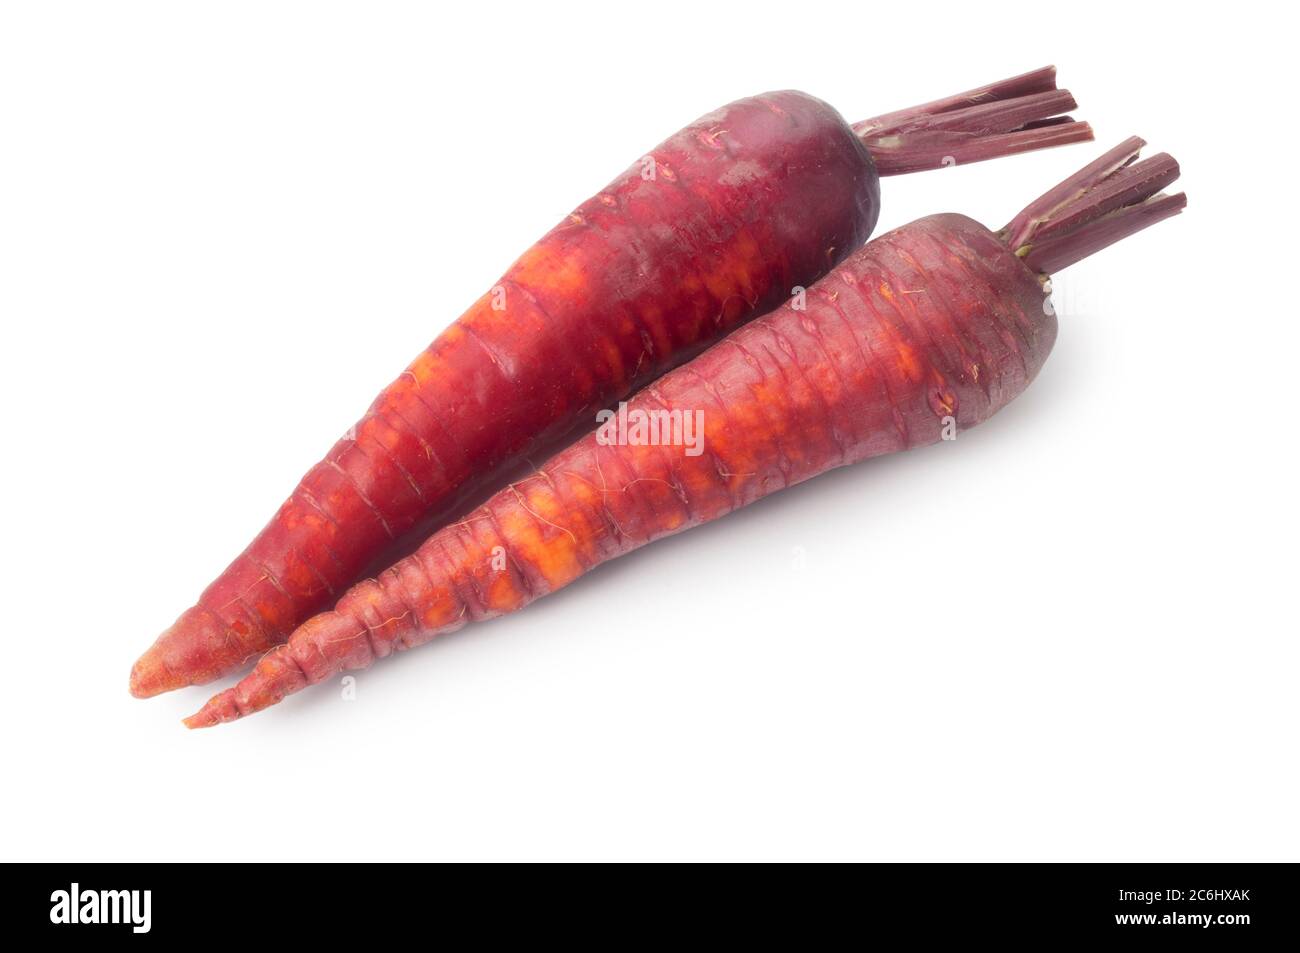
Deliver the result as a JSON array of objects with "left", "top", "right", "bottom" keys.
[
  {"left": 1027, "top": 154, "right": 1181, "bottom": 245},
  {"left": 1002, "top": 136, "right": 1145, "bottom": 251},
  {"left": 854, "top": 66, "right": 1091, "bottom": 174},
  {"left": 853, "top": 65, "right": 1061, "bottom": 136},
  {"left": 1002, "top": 137, "right": 1185, "bottom": 274},
  {"left": 1019, "top": 191, "right": 1187, "bottom": 275},
  {"left": 870, "top": 121, "right": 1093, "bottom": 176},
  {"left": 884, "top": 89, "right": 1079, "bottom": 136}
]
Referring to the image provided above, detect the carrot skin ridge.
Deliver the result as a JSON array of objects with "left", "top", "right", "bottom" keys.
[
  {"left": 185, "top": 214, "right": 1057, "bottom": 728},
  {"left": 139, "top": 70, "right": 1088, "bottom": 699}
]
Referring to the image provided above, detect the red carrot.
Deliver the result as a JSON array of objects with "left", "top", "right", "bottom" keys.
[
  {"left": 132, "top": 67, "right": 1091, "bottom": 697},
  {"left": 186, "top": 139, "right": 1185, "bottom": 728}
]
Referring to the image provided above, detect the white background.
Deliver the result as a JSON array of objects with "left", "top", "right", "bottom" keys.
[{"left": 2, "top": 1, "right": 1295, "bottom": 862}]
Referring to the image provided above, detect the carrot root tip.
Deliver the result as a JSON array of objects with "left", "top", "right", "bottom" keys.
[{"left": 129, "top": 652, "right": 190, "bottom": 699}]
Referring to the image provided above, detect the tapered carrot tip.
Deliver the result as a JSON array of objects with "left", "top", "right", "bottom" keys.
[
  {"left": 182, "top": 698, "right": 228, "bottom": 729},
  {"left": 129, "top": 606, "right": 231, "bottom": 698},
  {"left": 183, "top": 682, "right": 250, "bottom": 728},
  {"left": 182, "top": 646, "right": 310, "bottom": 727},
  {"left": 129, "top": 653, "right": 187, "bottom": 699}
]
